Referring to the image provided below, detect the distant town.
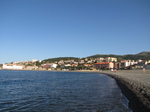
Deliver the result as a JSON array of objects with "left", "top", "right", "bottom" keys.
[{"left": 1, "top": 52, "right": 150, "bottom": 71}]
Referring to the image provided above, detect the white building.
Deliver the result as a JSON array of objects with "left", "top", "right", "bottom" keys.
[
  {"left": 51, "top": 64, "right": 57, "bottom": 68},
  {"left": 105, "top": 57, "right": 117, "bottom": 62},
  {"left": 64, "top": 64, "right": 71, "bottom": 67},
  {"left": 3, "top": 64, "right": 23, "bottom": 70},
  {"left": 96, "top": 58, "right": 105, "bottom": 62},
  {"left": 121, "top": 60, "right": 137, "bottom": 68},
  {"left": 32, "top": 59, "right": 41, "bottom": 62}
]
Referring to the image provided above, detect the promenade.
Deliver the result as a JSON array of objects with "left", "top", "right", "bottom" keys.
[{"left": 98, "top": 69, "right": 150, "bottom": 111}]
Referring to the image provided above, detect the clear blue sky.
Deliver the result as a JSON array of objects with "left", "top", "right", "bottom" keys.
[{"left": 0, "top": 0, "right": 150, "bottom": 63}]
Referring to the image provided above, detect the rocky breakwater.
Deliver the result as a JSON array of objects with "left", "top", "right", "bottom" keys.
[{"left": 100, "top": 69, "right": 150, "bottom": 112}]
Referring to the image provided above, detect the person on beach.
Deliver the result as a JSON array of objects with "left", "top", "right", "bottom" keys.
[
  {"left": 113, "top": 69, "right": 117, "bottom": 72},
  {"left": 143, "top": 65, "right": 146, "bottom": 73}
]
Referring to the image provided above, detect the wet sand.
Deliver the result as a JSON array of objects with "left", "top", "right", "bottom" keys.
[{"left": 94, "top": 69, "right": 150, "bottom": 112}]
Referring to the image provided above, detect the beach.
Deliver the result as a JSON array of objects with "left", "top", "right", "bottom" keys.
[{"left": 95, "top": 69, "right": 150, "bottom": 111}]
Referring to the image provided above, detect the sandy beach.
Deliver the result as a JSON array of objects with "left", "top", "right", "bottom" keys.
[{"left": 92, "top": 69, "right": 150, "bottom": 111}]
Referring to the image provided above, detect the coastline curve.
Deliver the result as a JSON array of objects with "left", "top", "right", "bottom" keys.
[{"left": 98, "top": 70, "right": 150, "bottom": 112}]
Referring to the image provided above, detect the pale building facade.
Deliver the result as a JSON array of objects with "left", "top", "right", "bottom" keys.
[
  {"left": 3, "top": 64, "right": 23, "bottom": 70},
  {"left": 94, "top": 62, "right": 114, "bottom": 70},
  {"left": 105, "top": 57, "right": 117, "bottom": 62}
]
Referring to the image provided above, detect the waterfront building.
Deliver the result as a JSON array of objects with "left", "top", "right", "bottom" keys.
[
  {"left": 94, "top": 62, "right": 114, "bottom": 70},
  {"left": 121, "top": 60, "right": 137, "bottom": 69},
  {"left": 41, "top": 63, "right": 57, "bottom": 69},
  {"left": 3, "top": 64, "right": 24, "bottom": 70},
  {"left": 114, "top": 62, "right": 122, "bottom": 69},
  {"left": 51, "top": 63, "right": 57, "bottom": 68},
  {"left": 26, "top": 66, "right": 38, "bottom": 70}
]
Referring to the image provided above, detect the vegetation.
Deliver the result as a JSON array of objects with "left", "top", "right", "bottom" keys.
[
  {"left": 41, "top": 51, "right": 150, "bottom": 64},
  {"left": 35, "top": 61, "right": 41, "bottom": 67},
  {"left": 42, "top": 57, "right": 79, "bottom": 63},
  {"left": 2, "top": 51, "right": 149, "bottom": 70},
  {"left": 87, "top": 51, "right": 150, "bottom": 61},
  {"left": 0, "top": 64, "right": 3, "bottom": 68}
]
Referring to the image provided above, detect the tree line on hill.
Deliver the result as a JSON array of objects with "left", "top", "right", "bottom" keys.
[
  {"left": 87, "top": 51, "right": 150, "bottom": 61},
  {"left": 42, "top": 51, "right": 150, "bottom": 63},
  {"left": 42, "top": 57, "right": 80, "bottom": 63},
  {"left": 1, "top": 51, "right": 149, "bottom": 66}
]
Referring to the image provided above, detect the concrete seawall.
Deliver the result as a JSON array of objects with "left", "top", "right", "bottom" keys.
[{"left": 97, "top": 69, "right": 150, "bottom": 111}]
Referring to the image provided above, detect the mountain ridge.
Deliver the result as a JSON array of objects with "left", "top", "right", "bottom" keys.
[
  {"left": 87, "top": 51, "right": 150, "bottom": 61},
  {"left": 42, "top": 51, "right": 150, "bottom": 63}
]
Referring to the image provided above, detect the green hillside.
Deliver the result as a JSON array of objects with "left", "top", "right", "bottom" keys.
[
  {"left": 42, "top": 57, "right": 79, "bottom": 63},
  {"left": 42, "top": 51, "right": 150, "bottom": 63},
  {"left": 87, "top": 51, "right": 150, "bottom": 61}
]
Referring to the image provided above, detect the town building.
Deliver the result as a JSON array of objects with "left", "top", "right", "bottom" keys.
[
  {"left": 64, "top": 64, "right": 72, "bottom": 67},
  {"left": 79, "top": 60, "right": 85, "bottom": 64},
  {"left": 105, "top": 57, "right": 117, "bottom": 62},
  {"left": 26, "top": 66, "right": 38, "bottom": 70},
  {"left": 3, "top": 64, "right": 24, "bottom": 70},
  {"left": 113, "top": 62, "right": 122, "bottom": 69},
  {"left": 121, "top": 60, "right": 137, "bottom": 69},
  {"left": 32, "top": 59, "right": 41, "bottom": 62},
  {"left": 51, "top": 63, "right": 57, "bottom": 68},
  {"left": 42, "top": 63, "right": 58, "bottom": 69},
  {"left": 72, "top": 64, "right": 78, "bottom": 67},
  {"left": 96, "top": 58, "right": 105, "bottom": 62},
  {"left": 94, "top": 62, "right": 114, "bottom": 70},
  {"left": 84, "top": 64, "right": 92, "bottom": 67}
]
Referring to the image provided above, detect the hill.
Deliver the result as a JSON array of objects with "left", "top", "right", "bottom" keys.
[
  {"left": 42, "top": 51, "right": 150, "bottom": 63},
  {"left": 87, "top": 51, "right": 150, "bottom": 61},
  {"left": 137, "top": 51, "right": 150, "bottom": 56},
  {"left": 42, "top": 57, "right": 79, "bottom": 63}
]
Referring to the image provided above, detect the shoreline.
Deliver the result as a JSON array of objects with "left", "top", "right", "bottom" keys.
[
  {"left": 92, "top": 70, "right": 150, "bottom": 112},
  {"left": 59, "top": 69, "right": 150, "bottom": 111},
  {"left": 1, "top": 69, "right": 150, "bottom": 111}
]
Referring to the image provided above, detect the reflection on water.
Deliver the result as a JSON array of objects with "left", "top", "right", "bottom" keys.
[{"left": 0, "top": 70, "right": 132, "bottom": 112}]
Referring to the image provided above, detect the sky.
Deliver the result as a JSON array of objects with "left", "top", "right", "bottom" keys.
[{"left": 0, "top": 0, "right": 150, "bottom": 63}]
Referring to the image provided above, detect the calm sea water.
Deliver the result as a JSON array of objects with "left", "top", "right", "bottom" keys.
[{"left": 0, "top": 70, "right": 132, "bottom": 112}]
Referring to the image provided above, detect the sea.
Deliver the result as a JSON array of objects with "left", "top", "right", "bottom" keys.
[{"left": 0, "top": 70, "right": 132, "bottom": 112}]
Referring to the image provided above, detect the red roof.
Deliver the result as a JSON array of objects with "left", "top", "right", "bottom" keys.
[
  {"left": 84, "top": 64, "right": 91, "bottom": 65},
  {"left": 94, "top": 62, "right": 110, "bottom": 64}
]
